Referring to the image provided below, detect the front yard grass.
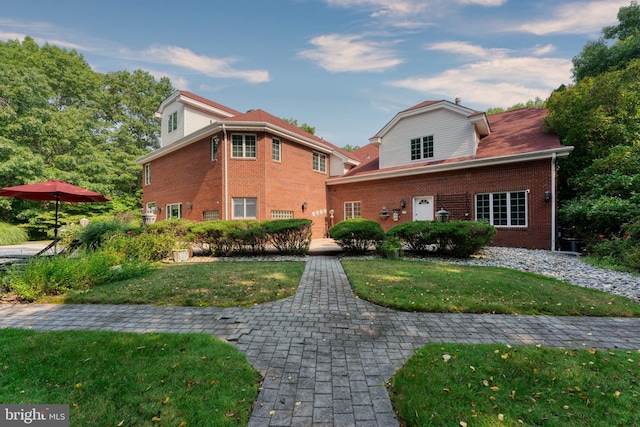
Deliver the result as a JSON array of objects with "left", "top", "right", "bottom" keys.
[
  {"left": 0, "top": 329, "right": 260, "bottom": 426},
  {"left": 341, "top": 259, "right": 640, "bottom": 317},
  {"left": 41, "top": 261, "right": 305, "bottom": 307},
  {"left": 390, "top": 343, "right": 640, "bottom": 426}
]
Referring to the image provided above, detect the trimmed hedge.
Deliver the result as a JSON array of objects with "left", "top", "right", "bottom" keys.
[
  {"left": 329, "top": 219, "right": 385, "bottom": 254},
  {"left": 263, "top": 219, "right": 312, "bottom": 255},
  {"left": 387, "top": 220, "right": 496, "bottom": 257},
  {"left": 189, "top": 219, "right": 312, "bottom": 256}
]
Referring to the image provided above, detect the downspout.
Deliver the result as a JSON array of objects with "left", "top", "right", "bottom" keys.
[
  {"left": 223, "top": 124, "right": 229, "bottom": 220},
  {"left": 551, "top": 152, "right": 557, "bottom": 251}
]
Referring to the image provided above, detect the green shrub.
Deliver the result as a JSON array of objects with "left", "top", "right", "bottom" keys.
[
  {"left": 428, "top": 221, "right": 496, "bottom": 257},
  {"left": 145, "top": 218, "right": 193, "bottom": 238},
  {"left": 387, "top": 220, "right": 495, "bottom": 257},
  {"left": 329, "top": 219, "right": 384, "bottom": 254},
  {"left": 588, "top": 220, "right": 640, "bottom": 271},
  {"left": 190, "top": 220, "right": 257, "bottom": 256},
  {"left": 0, "top": 222, "right": 28, "bottom": 245},
  {"left": 2, "top": 250, "right": 151, "bottom": 301},
  {"left": 79, "top": 220, "right": 136, "bottom": 250},
  {"left": 263, "top": 219, "right": 312, "bottom": 255},
  {"left": 105, "top": 232, "right": 176, "bottom": 262},
  {"left": 386, "top": 221, "right": 434, "bottom": 252}
]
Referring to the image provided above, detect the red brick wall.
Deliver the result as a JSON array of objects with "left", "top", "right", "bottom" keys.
[
  {"left": 327, "top": 159, "right": 556, "bottom": 249},
  {"left": 142, "top": 134, "right": 223, "bottom": 221},
  {"left": 142, "top": 131, "right": 329, "bottom": 238}
]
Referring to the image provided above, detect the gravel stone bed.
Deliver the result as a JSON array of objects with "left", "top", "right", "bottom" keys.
[{"left": 403, "top": 247, "right": 640, "bottom": 303}]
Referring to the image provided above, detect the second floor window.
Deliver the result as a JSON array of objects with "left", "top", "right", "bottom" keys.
[
  {"left": 272, "top": 138, "right": 281, "bottom": 161},
  {"left": 232, "top": 134, "right": 256, "bottom": 158},
  {"left": 313, "top": 152, "right": 327, "bottom": 172},
  {"left": 411, "top": 135, "right": 434, "bottom": 160},
  {"left": 144, "top": 163, "right": 151, "bottom": 185},
  {"left": 168, "top": 111, "right": 178, "bottom": 133}
]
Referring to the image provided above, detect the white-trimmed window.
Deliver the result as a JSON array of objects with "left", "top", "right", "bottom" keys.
[
  {"left": 313, "top": 152, "right": 326, "bottom": 172},
  {"left": 272, "top": 138, "right": 281, "bottom": 161},
  {"left": 167, "top": 203, "right": 182, "bottom": 219},
  {"left": 167, "top": 111, "right": 178, "bottom": 133},
  {"left": 344, "top": 201, "right": 361, "bottom": 219},
  {"left": 232, "top": 134, "right": 256, "bottom": 158},
  {"left": 411, "top": 135, "right": 434, "bottom": 160},
  {"left": 144, "top": 163, "right": 151, "bottom": 185},
  {"left": 233, "top": 198, "right": 257, "bottom": 219},
  {"left": 476, "top": 191, "right": 527, "bottom": 226},
  {"left": 271, "top": 210, "right": 294, "bottom": 219}
]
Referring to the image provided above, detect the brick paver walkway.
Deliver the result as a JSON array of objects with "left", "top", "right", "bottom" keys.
[{"left": 1, "top": 256, "right": 639, "bottom": 426}]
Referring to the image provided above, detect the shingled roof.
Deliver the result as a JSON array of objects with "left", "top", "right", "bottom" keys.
[{"left": 333, "top": 108, "right": 570, "bottom": 181}]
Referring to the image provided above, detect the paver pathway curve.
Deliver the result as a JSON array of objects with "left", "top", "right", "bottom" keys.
[{"left": 1, "top": 256, "right": 640, "bottom": 426}]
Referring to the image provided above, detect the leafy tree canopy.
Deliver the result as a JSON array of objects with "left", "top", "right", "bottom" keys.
[
  {"left": 0, "top": 37, "right": 173, "bottom": 236},
  {"left": 486, "top": 97, "right": 546, "bottom": 115},
  {"left": 572, "top": 1, "right": 640, "bottom": 82},
  {"left": 281, "top": 117, "right": 316, "bottom": 135}
]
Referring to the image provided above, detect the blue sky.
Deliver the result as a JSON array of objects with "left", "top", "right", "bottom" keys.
[{"left": 0, "top": 0, "right": 629, "bottom": 147}]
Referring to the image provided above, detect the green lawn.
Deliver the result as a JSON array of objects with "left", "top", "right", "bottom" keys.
[
  {"left": 389, "top": 343, "right": 640, "bottom": 426},
  {"left": 41, "top": 261, "right": 305, "bottom": 307},
  {"left": 341, "top": 259, "right": 640, "bottom": 317},
  {"left": 0, "top": 329, "right": 260, "bottom": 426}
]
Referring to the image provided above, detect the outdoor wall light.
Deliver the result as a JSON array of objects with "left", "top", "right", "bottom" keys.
[
  {"left": 186, "top": 202, "right": 192, "bottom": 211},
  {"left": 302, "top": 201, "right": 308, "bottom": 212},
  {"left": 436, "top": 208, "right": 450, "bottom": 223},
  {"left": 400, "top": 199, "right": 406, "bottom": 209},
  {"left": 544, "top": 190, "right": 552, "bottom": 202}
]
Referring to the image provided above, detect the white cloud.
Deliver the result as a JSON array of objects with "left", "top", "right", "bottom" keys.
[
  {"left": 427, "top": 41, "right": 510, "bottom": 58},
  {"left": 457, "top": 0, "right": 507, "bottom": 5},
  {"left": 298, "top": 33, "right": 402, "bottom": 72},
  {"left": 515, "top": 0, "right": 629, "bottom": 35},
  {"left": 532, "top": 44, "right": 556, "bottom": 56},
  {"left": 387, "top": 51, "right": 571, "bottom": 108},
  {"left": 324, "top": 0, "right": 427, "bottom": 16},
  {"left": 142, "top": 45, "right": 269, "bottom": 83}
]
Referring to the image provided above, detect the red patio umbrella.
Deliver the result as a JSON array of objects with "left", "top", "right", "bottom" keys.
[{"left": 0, "top": 179, "right": 111, "bottom": 247}]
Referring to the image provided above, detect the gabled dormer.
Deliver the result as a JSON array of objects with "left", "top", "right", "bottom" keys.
[
  {"left": 369, "top": 99, "right": 490, "bottom": 170},
  {"left": 155, "top": 90, "right": 242, "bottom": 147}
]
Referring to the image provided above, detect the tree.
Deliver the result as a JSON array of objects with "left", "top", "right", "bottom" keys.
[
  {"left": 281, "top": 117, "right": 316, "bottom": 135},
  {"left": 572, "top": 1, "right": 640, "bottom": 82},
  {"left": 486, "top": 97, "right": 546, "bottom": 115},
  {"left": 545, "top": 59, "right": 640, "bottom": 200},
  {"left": 0, "top": 37, "right": 173, "bottom": 232},
  {"left": 341, "top": 144, "right": 360, "bottom": 152}
]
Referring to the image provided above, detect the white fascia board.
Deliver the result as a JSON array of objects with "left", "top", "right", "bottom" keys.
[
  {"left": 179, "top": 96, "right": 236, "bottom": 118},
  {"left": 373, "top": 101, "right": 478, "bottom": 140},
  {"left": 469, "top": 114, "right": 490, "bottom": 136},
  {"left": 136, "top": 123, "right": 220, "bottom": 164},
  {"left": 326, "top": 146, "right": 574, "bottom": 185},
  {"left": 136, "top": 121, "right": 349, "bottom": 164},
  {"left": 156, "top": 90, "right": 182, "bottom": 114}
]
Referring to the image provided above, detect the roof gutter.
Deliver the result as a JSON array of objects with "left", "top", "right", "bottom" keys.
[
  {"left": 327, "top": 146, "right": 574, "bottom": 185},
  {"left": 136, "top": 121, "right": 348, "bottom": 165}
]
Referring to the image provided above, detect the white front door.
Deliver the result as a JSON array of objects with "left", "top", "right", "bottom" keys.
[{"left": 413, "top": 196, "right": 434, "bottom": 221}]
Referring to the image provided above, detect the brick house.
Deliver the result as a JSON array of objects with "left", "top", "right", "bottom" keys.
[{"left": 137, "top": 91, "right": 572, "bottom": 250}]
